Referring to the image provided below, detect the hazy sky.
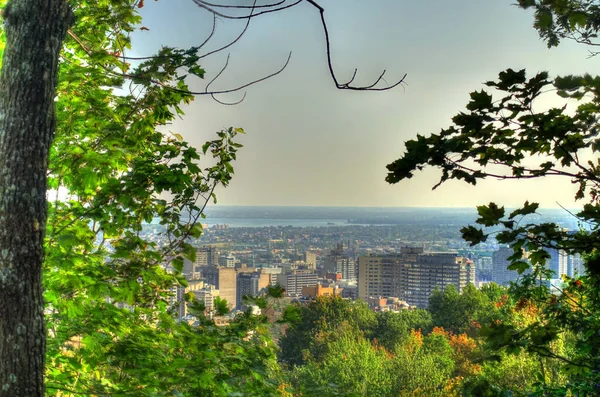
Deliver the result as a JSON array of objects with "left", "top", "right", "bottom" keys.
[{"left": 134, "top": 0, "right": 596, "bottom": 208}]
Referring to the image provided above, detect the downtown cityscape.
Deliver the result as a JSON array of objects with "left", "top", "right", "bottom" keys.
[{"left": 151, "top": 206, "right": 584, "bottom": 318}]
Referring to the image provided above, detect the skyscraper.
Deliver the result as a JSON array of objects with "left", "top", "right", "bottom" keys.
[{"left": 569, "top": 253, "right": 585, "bottom": 277}]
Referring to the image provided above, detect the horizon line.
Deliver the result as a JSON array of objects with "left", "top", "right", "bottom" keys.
[{"left": 205, "top": 204, "right": 578, "bottom": 210}]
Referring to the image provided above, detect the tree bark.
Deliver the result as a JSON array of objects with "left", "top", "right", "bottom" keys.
[{"left": 0, "top": 1, "right": 72, "bottom": 395}]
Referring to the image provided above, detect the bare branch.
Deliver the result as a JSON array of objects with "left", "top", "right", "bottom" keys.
[
  {"left": 305, "top": 0, "right": 407, "bottom": 91},
  {"left": 211, "top": 92, "right": 247, "bottom": 105},
  {"left": 191, "top": 0, "right": 303, "bottom": 19},
  {"left": 205, "top": 53, "right": 232, "bottom": 92},
  {"left": 145, "top": 52, "right": 292, "bottom": 97},
  {"left": 198, "top": 13, "right": 218, "bottom": 51},
  {"left": 195, "top": 51, "right": 292, "bottom": 96},
  {"left": 197, "top": 0, "right": 287, "bottom": 9},
  {"left": 345, "top": 69, "right": 358, "bottom": 86},
  {"left": 193, "top": 0, "right": 407, "bottom": 92},
  {"left": 199, "top": 0, "right": 254, "bottom": 59}
]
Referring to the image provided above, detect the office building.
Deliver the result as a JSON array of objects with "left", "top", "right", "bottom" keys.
[
  {"left": 193, "top": 285, "right": 220, "bottom": 313},
  {"left": 236, "top": 272, "right": 270, "bottom": 309},
  {"left": 168, "top": 279, "right": 204, "bottom": 318},
  {"left": 548, "top": 248, "right": 568, "bottom": 279},
  {"left": 304, "top": 251, "right": 317, "bottom": 269},
  {"left": 276, "top": 270, "right": 318, "bottom": 296},
  {"left": 218, "top": 254, "right": 236, "bottom": 268},
  {"left": 492, "top": 246, "right": 524, "bottom": 286},
  {"left": 195, "top": 246, "right": 219, "bottom": 267},
  {"left": 569, "top": 253, "right": 585, "bottom": 277},
  {"left": 358, "top": 247, "right": 475, "bottom": 308},
  {"left": 203, "top": 266, "right": 237, "bottom": 310},
  {"left": 323, "top": 242, "right": 356, "bottom": 280}
]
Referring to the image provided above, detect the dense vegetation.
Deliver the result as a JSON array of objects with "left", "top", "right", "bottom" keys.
[
  {"left": 1, "top": 0, "right": 600, "bottom": 395},
  {"left": 275, "top": 288, "right": 571, "bottom": 396},
  {"left": 385, "top": 0, "right": 600, "bottom": 395}
]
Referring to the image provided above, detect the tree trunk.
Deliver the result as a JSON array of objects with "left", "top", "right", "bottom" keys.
[{"left": 0, "top": 1, "right": 72, "bottom": 395}]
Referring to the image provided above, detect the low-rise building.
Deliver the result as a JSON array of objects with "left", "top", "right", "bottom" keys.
[{"left": 301, "top": 283, "right": 343, "bottom": 299}]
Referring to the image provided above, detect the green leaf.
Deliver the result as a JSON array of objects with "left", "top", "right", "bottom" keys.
[
  {"left": 509, "top": 201, "right": 539, "bottom": 219},
  {"left": 476, "top": 203, "right": 505, "bottom": 226},
  {"left": 189, "top": 223, "right": 203, "bottom": 238},
  {"left": 172, "top": 256, "right": 184, "bottom": 273},
  {"left": 460, "top": 225, "right": 487, "bottom": 246},
  {"left": 181, "top": 243, "right": 196, "bottom": 262},
  {"left": 507, "top": 260, "right": 530, "bottom": 274}
]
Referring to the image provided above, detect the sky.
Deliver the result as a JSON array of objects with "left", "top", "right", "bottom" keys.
[{"left": 133, "top": 0, "right": 597, "bottom": 208}]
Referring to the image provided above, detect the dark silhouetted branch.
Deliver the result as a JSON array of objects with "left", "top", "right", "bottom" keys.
[
  {"left": 304, "top": 0, "right": 406, "bottom": 91},
  {"left": 190, "top": 51, "right": 293, "bottom": 96},
  {"left": 192, "top": 0, "right": 407, "bottom": 91},
  {"left": 197, "top": 0, "right": 287, "bottom": 9},
  {"left": 199, "top": 0, "right": 254, "bottom": 59},
  {"left": 191, "top": 0, "right": 303, "bottom": 19}
]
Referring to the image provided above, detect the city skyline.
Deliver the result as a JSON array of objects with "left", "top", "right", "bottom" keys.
[{"left": 136, "top": 1, "right": 593, "bottom": 208}]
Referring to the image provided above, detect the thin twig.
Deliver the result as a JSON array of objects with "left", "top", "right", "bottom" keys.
[
  {"left": 199, "top": 0, "right": 255, "bottom": 59},
  {"left": 198, "top": 0, "right": 287, "bottom": 9},
  {"left": 191, "top": 0, "right": 303, "bottom": 19}
]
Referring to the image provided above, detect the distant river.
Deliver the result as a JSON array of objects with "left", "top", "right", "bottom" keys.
[
  {"left": 197, "top": 205, "right": 580, "bottom": 229},
  {"left": 200, "top": 206, "right": 480, "bottom": 228},
  {"left": 203, "top": 218, "right": 350, "bottom": 228}
]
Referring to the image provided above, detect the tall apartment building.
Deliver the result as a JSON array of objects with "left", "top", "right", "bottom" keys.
[
  {"left": 196, "top": 246, "right": 219, "bottom": 267},
  {"left": 236, "top": 272, "right": 270, "bottom": 309},
  {"left": 358, "top": 246, "right": 421, "bottom": 302},
  {"left": 358, "top": 247, "right": 475, "bottom": 308},
  {"left": 203, "top": 266, "right": 237, "bottom": 310},
  {"left": 409, "top": 253, "right": 474, "bottom": 308},
  {"left": 323, "top": 257, "right": 356, "bottom": 281},
  {"left": 276, "top": 270, "right": 318, "bottom": 296},
  {"left": 548, "top": 248, "right": 568, "bottom": 279},
  {"left": 180, "top": 246, "right": 219, "bottom": 279},
  {"left": 569, "top": 253, "right": 585, "bottom": 277},
  {"left": 492, "top": 246, "right": 522, "bottom": 286}
]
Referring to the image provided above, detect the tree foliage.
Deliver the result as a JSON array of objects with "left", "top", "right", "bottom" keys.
[
  {"left": 428, "top": 284, "right": 493, "bottom": 334},
  {"left": 278, "top": 296, "right": 377, "bottom": 366},
  {"left": 373, "top": 308, "right": 432, "bottom": 350},
  {"left": 386, "top": 1, "right": 600, "bottom": 394},
  {"left": 0, "top": 0, "right": 288, "bottom": 394},
  {"left": 291, "top": 327, "right": 395, "bottom": 397}
]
